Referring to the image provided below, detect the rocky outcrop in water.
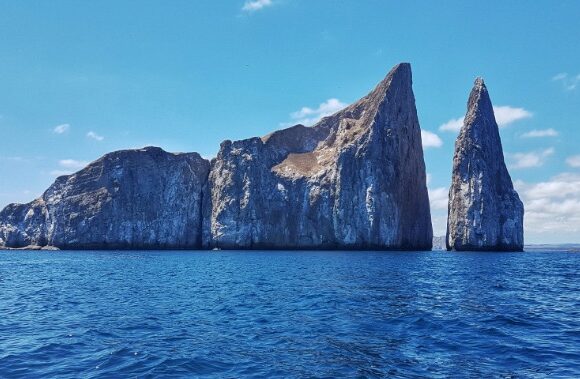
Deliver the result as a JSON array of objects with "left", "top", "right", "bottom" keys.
[
  {"left": 203, "top": 63, "right": 433, "bottom": 249},
  {"left": 446, "top": 78, "right": 524, "bottom": 251},
  {"left": 1, "top": 63, "right": 434, "bottom": 251},
  {"left": 0, "top": 147, "right": 209, "bottom": 249}
]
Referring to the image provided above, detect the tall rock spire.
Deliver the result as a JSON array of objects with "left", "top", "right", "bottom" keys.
[
  {"left": 204, "top": 62, "right": 433, "bottom": 249},
  {"left": 446, "top": 78, "right": 524, "bottom": 251}
]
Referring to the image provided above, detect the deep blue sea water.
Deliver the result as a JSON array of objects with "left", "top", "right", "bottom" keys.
[{"left": 0, "top": 250, "right": 578, "bottom": 378}]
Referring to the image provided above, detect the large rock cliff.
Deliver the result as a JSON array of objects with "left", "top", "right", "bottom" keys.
[
  {"left": 0, "top": 63, "right": 434, "bottom": 251},
  {"left": 203, "top": 63, "right": 433, "bottom": 249},
  {"left": 446, "top": 78, "right": 524, "bottom": 251},
  {"left": 0, "top": 147, "right": 209, "bottom": 249}
]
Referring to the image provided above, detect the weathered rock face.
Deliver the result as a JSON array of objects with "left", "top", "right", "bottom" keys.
[
  {"left": 446, "top": 78, "right": 524, "bottom": 251},
  {"left": 203, "top": 63, "right": 433, "bottom": 249},
  {"left": 1, "top": 63, "right": 434, "bottom": 251},
  {"left": 0, "top": 147, "right": 209, "bottom": 249}
]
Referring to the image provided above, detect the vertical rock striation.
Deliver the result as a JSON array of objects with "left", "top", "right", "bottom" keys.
[
  {"left": 446, "top": 78, "right": 524, "bottom": 251},
  {"left": 203, "top": 63, "right": 433, "bottom": 249},
  {"left": 0, "top": 147, "right": 209, "bottom": 249}
]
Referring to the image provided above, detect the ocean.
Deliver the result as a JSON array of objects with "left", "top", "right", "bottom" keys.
[{"left": 0, "top": 250, "right": 578, "bottom": 378}]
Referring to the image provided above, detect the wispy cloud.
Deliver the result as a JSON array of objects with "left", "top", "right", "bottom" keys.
[
  {"left": 493, "top": 106, "right": 533, "bottom": 127},
  {"left": 421, "top": 130, "right": 443, "bottom": 148},
  {"left": 0, "top": 189, "right": 36, "bottom": 207},
  {"left": 284, "top": 98, "right": 347, "bottom": 127},
  {"left": 58, "top": 159, "right": 88, "bottom": 170},
  {"left": 49, "top": 170, "right": 73, "bottom": 177},
  {"left": 428, "top": 186, "right": 448, "bottom": 210},
  {"left": 566, "top": 155, "right": 580, "bottom": 168},
  {"left": 439, "top": 106, "right": 532, "bottom": 132},
  {"left": 509, "top": 147, "right": 554, "bottom": 169},
  {"left": 439, "top": 117, "right": 464, "bottom": 132},
  {"left": 521, "top": 128, "right": 559, "bottom": 138},
  {"left": 552, "top": 72, "right": 580, "bottom": 91},
  {"left": 427, "top": 173, "right": 449, "bottom": 237},
  {"left": 53, "top": 123, "right": 70, "bottom": 134},
  {"left": 0, "top": 156, "right": 27, "bottom": 162},
  {"left": 50, "top": 159, "right": 89, "bottom": 177},
  {"left": 87, "top": 131, "right": 104, "bottom": 141},
  {"left": 242, "top": 0, "right": 272, "bottom": 12},
  {"left": 515, "top": 173, "right": 580, "bottom": 234}
]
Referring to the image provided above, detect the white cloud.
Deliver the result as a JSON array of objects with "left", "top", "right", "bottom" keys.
[
  {"left": 509, "top": 148, "right": 554, "bottom": 169},
  {"left": 566, "top": 155, "right": 580, "bottom": 168},
  {"left": 58, "top": 159, "right": 88, "bottom": 170},
  {"left": 428, "top": 182, "right": 449, "bottom": 238},
  {"left": 242, "top": 0, "right": 272, "bottom": 12},
  {"left": 493, "top": 106, "right": 533, "bottom": 127},
  {"left": 53, "top": 123, "right": 70, "bottom": 134},
  {"left": 515, "top": 173, "right": 580, "bottom": 234},
  {"left": 50, "top": 170, "right": 73, "bottom": 177},
  {"left": 0, "top": 189, "right": 40, "bottom": 210},
  {"left": 87, "top": 131, "right": 104, "bottom": 141},
  {"left": 429, "top": 173, "right": 580, "bottom": 241},
  {"left": 52, "top": 124, "right": 70, "bottom": 134},
  {"left": 50, "top": 159, "right": 89, "bottom": 176},
  {"left": 439, "top": 117, "right": 464, "bottom": 132},
  {"left": 552, "top": 72, "right": 580, "bottom": 91},
  {"left": 421, "top": 130, "right": 443, "bottom": 148},
  {"left": 552, "top": 73, "right": 567, "bottom": 81},
  {"left": 285, "top": 98, "right": 347, "bottom": 126},
  {"left": 521, "top": 128, "right": 559, "bottom": 138},
  {"left": 431, "top": 214, "right": 448, "bottom": 237},
  {"left": 428, "top": 187, "right": 448, "bottom": 210},
  {"left": 439, "top": 106, "right": 532, "bottom": 132},
  {"left": 0, "top": 156, "right": 26, "bottom": 162}
]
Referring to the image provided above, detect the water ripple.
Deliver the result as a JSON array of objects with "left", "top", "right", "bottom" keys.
[{"left": 0, "top": 250, "right": 578, "bottom": 377}]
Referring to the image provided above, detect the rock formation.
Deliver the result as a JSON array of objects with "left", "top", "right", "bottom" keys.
[
  {"left": 0, "top": 147, "right": 209, "bottom": 249},
  {"left": 203, "top": 63, "right": 433, "bottom": 249},
  {"left": 0, "top": 63, "right": 434, "bottom": 251},
  {"left": 446, "top": 78, "right": 524, "bottom": 251}
]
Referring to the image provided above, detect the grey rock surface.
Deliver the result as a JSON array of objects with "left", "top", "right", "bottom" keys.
[
  {"left": 203, "top": 63, "right": 433, "bottom": 249},
  {"left": 446, "top": 78, "right": 524, "bottom": 251},
  {"left": 0, "top": 147, "right": 209, "bottom": 249},
  {"left": 1, "top": 63, "right": 435, "bottom": 251}
]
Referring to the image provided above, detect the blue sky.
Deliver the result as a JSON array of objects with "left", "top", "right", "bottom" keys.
[{"left": 1, "top": 1, "right": 579, "bottom": 243}]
